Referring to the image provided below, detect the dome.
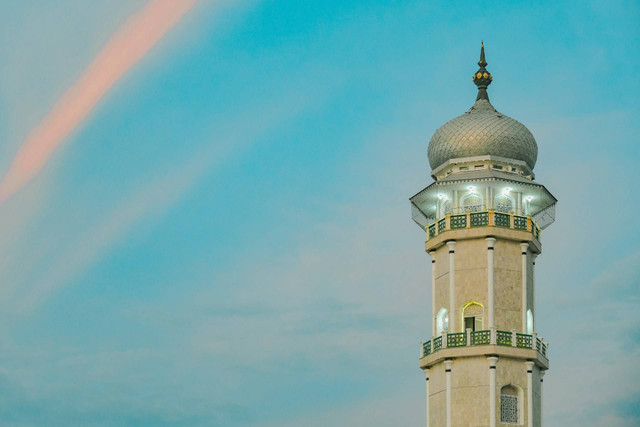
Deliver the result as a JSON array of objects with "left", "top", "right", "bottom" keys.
[
  {"left": 427, "top": 99, "right": 538, "bottom": 170},
  {"left": 427, "top": 44, "right": 538, "bottom": 171}
]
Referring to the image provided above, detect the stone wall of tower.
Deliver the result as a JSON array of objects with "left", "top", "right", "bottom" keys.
[
  {"left": 426, "top": 357, "right": 542, "bottom": 426},
  {"left": 432, "top": 235, "right": 534, "bottom": 334}
]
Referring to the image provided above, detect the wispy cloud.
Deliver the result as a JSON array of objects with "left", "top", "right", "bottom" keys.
[
  {"left": 0, "top": 0, "right": 198, "bottom": 202},
  {"left": 9, "top": 84, "right": 324, "bottom": 314}
]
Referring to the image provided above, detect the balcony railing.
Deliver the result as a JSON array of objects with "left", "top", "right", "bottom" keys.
[
  {"left": 420, "top": 328, "right": 549, "bottom": 359},
  {"left": 424, "top": 211, "right": 542, "bottom": 242}
]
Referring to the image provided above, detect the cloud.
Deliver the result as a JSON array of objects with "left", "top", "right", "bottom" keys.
[
  {"left": 8, "top": 85, "right": 320, "bottom": 314},
  {"left": 0, "top": 0, "right": 199, "bottom": 202}
]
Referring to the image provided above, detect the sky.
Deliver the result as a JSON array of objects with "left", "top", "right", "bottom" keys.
[{"left": 0, "top": 0, "right": 638, "bottom": 425}]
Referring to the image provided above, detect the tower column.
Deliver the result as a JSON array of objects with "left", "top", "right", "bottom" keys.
[
  {"left": 488, "top": 356, "right": 498, "bottom": 427},
  {"left": 532, "top": 254, "right": 538, "bottom": 332},
  {"left": 486, "top": 237, "right": 496, "bottom": 328},
  {"left": 520, "top": 243, "right": 529, "bottom": 332},
  {"left": 453, "top": 190, "right": 459, "bottom": 213},
  {"left": 540, "top": 370, "right": 545, "bottom": 425},
  {"left": 425, "top": 369, "right": 430, "bottom": 427},
  {"left": 526, "top": 361, "right": 534, "bottom": 426},
  {"left": 430, "top": 251, "right": 436, "bottom": 337},
  {"left": 444, "top": 359, "right": 453, "bottom": 427},
  {"left": 447, "top": 241, "right": 457, "bottom": 332}
]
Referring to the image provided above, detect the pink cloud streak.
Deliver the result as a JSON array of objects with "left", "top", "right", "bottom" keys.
[{"left": 0, "top": 0, "right": 198, "bottom": 202}]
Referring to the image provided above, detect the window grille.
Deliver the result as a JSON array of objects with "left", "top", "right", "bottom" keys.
[
  {"left": 495, "top": 194, "right": 514, "bottom": 213},
  {"left": 438, "top": 218, "right": 446, "bottom": 234},
  {"left": 462, "top": 194, "right": 483, "bottom": 213},
  {"left": 500, "top": 394, "right": 519, "bottom": 423}
]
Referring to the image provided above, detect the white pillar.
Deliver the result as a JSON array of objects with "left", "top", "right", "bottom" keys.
[
  {"left": 447, "top": 241, "right": 457, "bottom": 332},
  {"left": 520, "top": 243, "right": 529, "bottom": 332},
  {"left": 485, "top": 187, "right": 490, "bottom": 210},
  {"left": 453, "top": 190, "right": 459, "bottom": 213},
  {"left": 486, "top": 237, "right": 496, "bottom": 328},
  {"left": 430, "top": 251, "right": 436, "bottom": 337},
  {"left": 425, "top": 369, "right": 430, "bottom": 427},
  {"left": 532, "top": 254, "right": 538, "bottom": 332},
  {"left": 445, "top": 359, "right": 453, "bottom": 427},
  {"left": 540, "top": 370, "right": 545, "bottom": 426},
  {"left": 526, "top": 361, "right": 534, "bottom": 427},
  {"left": 516, "top": 191, "right": 522, "bottom": 215},
  {"left": 487, "top": 187, "right": 494, "bottom": 210},
  {"left": 488, "top": 357, "right": 499, "bottom": 427}
]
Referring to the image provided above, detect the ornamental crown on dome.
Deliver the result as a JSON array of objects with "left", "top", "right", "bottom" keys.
[{"left": 427, "top": 43, "right": 538, "bottom": 171}]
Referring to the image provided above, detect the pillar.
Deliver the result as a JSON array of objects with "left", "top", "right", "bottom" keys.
[
  {"left": 540, "top": 370, "right": 545, "bottom": 426},
  {"left": 430, "top": 251, "right": 436, "bottom": 337},
  {"left": 525, "top": 361, "right": 534, "bottom": 427},
  {"left": 532, "top": 254, "right": 538, "bottom": 332},
  {"left": 445, "top": 359, "right": 453, "bottom": 427},
  {"left": 520, "top": 243, "right": 529, "bottom": 332},
  {"left": 486, "top": 237, "right": 496, "bottom": 328},
  {"left": 447, "top": 241, "right": 456, "bottom": 332},
  {"left": 516, "top": 191, "right": 522, "bottom": 215},
  {"left": 488, "top": 356, "right": 498, "bottom": 427},
  {"left": 425, "top": 369, "right": 430, "bottom": 427},
  {"left": 453, "top": 190, "right": 459, "bottom": 213}
]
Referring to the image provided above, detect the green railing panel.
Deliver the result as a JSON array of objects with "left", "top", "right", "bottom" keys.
[
  {"left": 438, "top": 218, "right": 446, "bottom": 234},
  {"left": 450, "top": 214, "right": 467, "bottom": 229},
  {"left": 494, "top": 212, "right": 511, "bottom": 228},
  {"left": 447, "top": 332, "right": 467, "bottom": 347},
  {"left": 496, "top": 330, "right": 512, "bottom": 346},
  {"left": 428, "top": 224, "right": 436, "bottom": 238},
  {"left": 433, "top": 336, "right": 442, "bottom": 352},
  {"left": 471, "top": 330, "right": 491, "bottom": 345},
  {"left": 422, "top": 340, "right": 431, "bottom": 356},
  {"left": 514, "top": 215, "right": 528, "bottom": 230},
  {"left": 536, "top": 338, "right": 547, "bottom": 356},
  {"left": 516, "top": 333, "right": 533, "bottom": 348},
  {"left": 470, "top": 212, "right": 489, "bottom": 227}
]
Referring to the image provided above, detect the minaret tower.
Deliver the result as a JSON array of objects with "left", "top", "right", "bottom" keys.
[{"left": 410, "top": 44, "right": 557, "bottom": 427}]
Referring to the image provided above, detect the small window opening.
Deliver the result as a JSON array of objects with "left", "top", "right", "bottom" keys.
[
  {"left": 501, "top": 385, "right": 520, "bottom": 424},
  {"left": 462, "top": 302, "right": 484, "bottom": 332},
  {"left": 436, "top": 308, "right": 449, "bottom": 335}
]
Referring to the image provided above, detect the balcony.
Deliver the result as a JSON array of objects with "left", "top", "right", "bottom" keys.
[
  {"left": 426, "top": 211, "right": 542, "bottom": 242},
  {"left": 420, "top": 328, "right": 549, "bottom": 359}
]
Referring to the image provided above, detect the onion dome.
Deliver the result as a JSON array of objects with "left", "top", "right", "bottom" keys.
[{"left": 427, "top": 43, "right": 538, "bottom": 171}]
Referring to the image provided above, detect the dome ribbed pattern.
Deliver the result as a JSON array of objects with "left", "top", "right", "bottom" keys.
[{"left": 427, "top": 99, "right": 538, "bottom": 170}]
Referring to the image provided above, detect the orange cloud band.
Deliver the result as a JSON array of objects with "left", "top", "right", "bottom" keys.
[{"left": 0, "top": 0, "right": 198, "bottom": 202}]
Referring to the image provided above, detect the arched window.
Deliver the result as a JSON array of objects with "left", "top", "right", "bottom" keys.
[
  {"left": 462, "top": 302, "right": 484, "bottom": 332},
  {"left": 494, "top": 193, "right": 515, "bottom": 213},
  {"left": 500, "top": 385, "right": 521, "bottom": 424},
  {"left": 462, "top": 193, "right": 483, "bottom": 213},
  {"left": 526, "top": 309, "right": 534, "bottom": 334},
  {"left": 436, "top": 308, "right": 449, "bottom": 335}
]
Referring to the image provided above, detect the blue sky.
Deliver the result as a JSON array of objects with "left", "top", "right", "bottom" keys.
[{"left": 0, "top": 0, "right": 638, "bottom": 425}]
